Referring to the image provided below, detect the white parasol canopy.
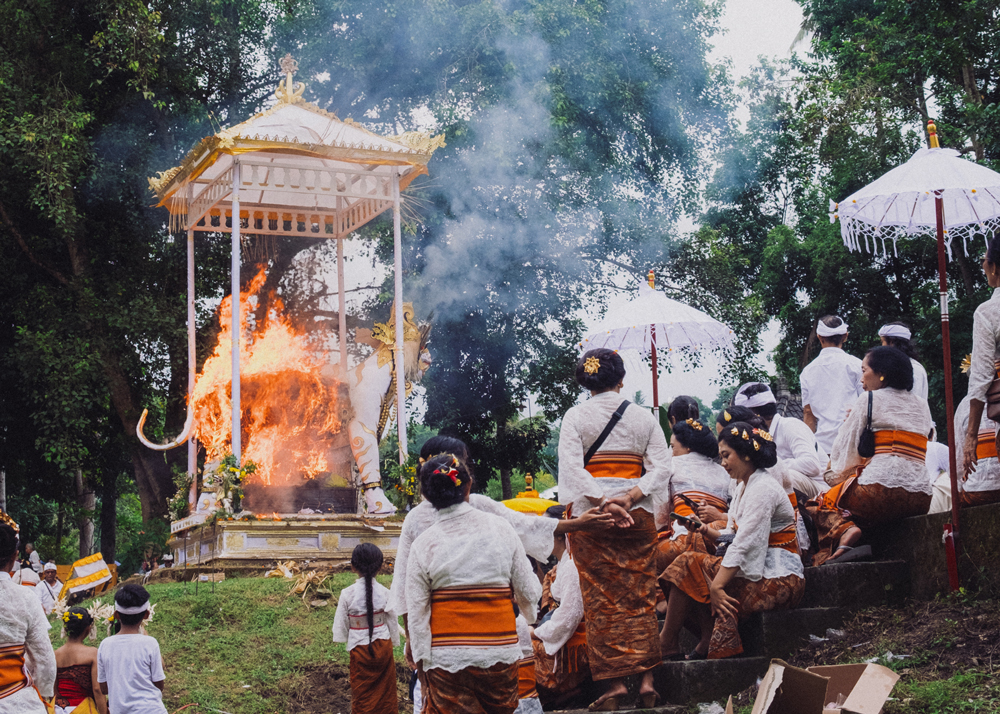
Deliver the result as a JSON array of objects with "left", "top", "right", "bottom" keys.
[
  {"left": 580, "top": 281, "right": 735, "bottom": 354},
  {"left": 831, "top": 146, "right": 1000, "bottom": 258}
]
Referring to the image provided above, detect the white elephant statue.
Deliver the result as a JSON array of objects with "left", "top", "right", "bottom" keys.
[{"left": 347, "top": 303, "right": 432, "bottom": 516}]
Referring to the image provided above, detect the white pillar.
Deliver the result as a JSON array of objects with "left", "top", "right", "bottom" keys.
[
  {"left": 231, "top": 162, "right": 242, "bottom": 461},
  {"left": 392, "top": 169, "right": 407, "bottom": 463},
  {"left": 187, "top": 221, "right": 198, "bottom": 507},
  {"left": 337, "top": 198, "right": 348, "bottom": 378}
]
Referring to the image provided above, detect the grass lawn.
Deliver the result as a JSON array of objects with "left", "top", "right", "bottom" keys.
[{"left": 52, "top": 574, "right": 410, "bottom": 714}]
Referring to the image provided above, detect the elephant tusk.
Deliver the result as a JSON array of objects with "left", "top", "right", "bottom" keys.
[{"left": 136, "top": 407, "right": 193, "bottom": 451}]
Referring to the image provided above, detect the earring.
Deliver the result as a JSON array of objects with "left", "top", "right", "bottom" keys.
[{"left": 879, "top": 376, "right": 884, "bottom": 382}]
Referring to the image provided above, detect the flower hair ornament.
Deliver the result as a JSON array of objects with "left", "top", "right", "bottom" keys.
[
  {"left": 583, "top": 356, "right": 602, "bottom": 375},
  {"left": 722, "top": 410, "right": 731, "bottom": 423},
  {"left": 685, "top": 418, "right": 703, "bottom": 431},
  {"left": 434, "top": 455, "right": 462, "bottom": 487},
  {"left": 752, "top": 428, "right": 774, "bottom": 442}
]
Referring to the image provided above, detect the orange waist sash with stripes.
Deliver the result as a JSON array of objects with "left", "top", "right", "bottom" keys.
[
  {"left": 429, "top": 586, "right": 517, "bottom": 649},
  {"left": 566, "top": 620, "right": 587, "bottom": 650},
  {"left": 671, "top": 491, "right": 728, "bottom": 519},
  {"left": 873, "top": 430, "right": 927, "bottom": 464},
  {"left": 0, "top": 644, "right": 29, "bottom": 700},
  {"left": 517, "top": 657, "right": 538, "bottom": 699},
  {"left": 977, "top": 429, "right": 998, "bottom": 460},
  {"left": 732, "top": 521, "right": 799, "bottom": 555},
  {"left": 584, "top": 452, "right": 643, "bottom": 479}
]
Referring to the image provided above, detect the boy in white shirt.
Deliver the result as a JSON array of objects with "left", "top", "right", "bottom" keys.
[
  {"left": 98, "top": 584, "right": 167, "bottom": 714},
  {"left": 800, "top": 315, "right": 863, "bottom": 459}
]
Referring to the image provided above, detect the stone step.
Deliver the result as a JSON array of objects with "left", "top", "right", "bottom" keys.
[
  {"left": 800, "top": 559, "right": 909, "bottom": 609},
  {"left": 654, "top": 656, "right": 770, "bottom": 704},
  {"left": 738, "top": 606, "right": 848, "bottom": 658},
  {"left": 552, "top": 706, "right": 685, "bottom": 714}
]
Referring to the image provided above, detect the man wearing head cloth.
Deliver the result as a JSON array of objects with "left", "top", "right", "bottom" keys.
[
  {"left": 734, "top": 382, "right": 826, "bottom": 498},
  {"left": 878, "top": 322, "right": 929, "bottom": 401},
  {"left": 800, "top": 315, "right": 863, "bottom": 460},
  {"left": 36, "top": 562, "right": 62, "bottom": 615}
]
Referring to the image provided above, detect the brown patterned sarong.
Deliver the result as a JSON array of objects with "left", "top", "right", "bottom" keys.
[
  {"left": 961, "top": 489, "right": 1000, "bottom": 507},
  {"left": 424, "top": 661, "right": 518, "bottom": 714},
  {"left": 661, "top": 551, "right": 804, "bottom": 659},
  {"left": 348, "top": 638, "right": 398, "bottom": 714},
  {"left": 807, "top": 477, "right": 932, "bottom": 565},
  {"left": 540, "top": 568, "right": 558, "bottom": 616},
  {"left": 569, "top": 508, "right": 659, "bottom": 681},
  {"left": 532, "top": 626, "right": 590, "bottom": 696}
]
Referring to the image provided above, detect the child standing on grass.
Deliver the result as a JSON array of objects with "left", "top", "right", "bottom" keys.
[
  {"left": 332, "top": 543, "right": 400, "bottom": 714},
  {"left": 97, "top": 584, "right": 167, "bottom": 714}
]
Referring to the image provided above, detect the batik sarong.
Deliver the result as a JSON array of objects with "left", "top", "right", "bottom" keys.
[
  {"left": 962, "top": 490, "right": 1000, "bottom": 507},
  {"left": 517, "top": 657, "right": 538, "bottom": 700},
  {"left": 348, "top": 638, "right": 398, "bottom": 714},
  {"left": 569, "top": 509, "right": 659, "bottom": 681},
  {"left": 423, "top": 661, "right": 518, "bottom": 714}
]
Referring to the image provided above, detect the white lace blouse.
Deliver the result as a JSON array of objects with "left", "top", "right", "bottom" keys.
[
  {"left": 558, "top": 391, "right": 671, "bottom": 515},
  {"left": 967, "top": 288, "right": 1000, "bottom": 405},
  {"left": 331, "top": 578, "right": 400, "bottom": 652},
  {"left": 653, "top": 452, "right": 731, "bottom": 536},
  {"left": 531, "top": 552, "right": 584, "bottom": 656},
  {"left": 0, "top": 571, "right": 56, "bottom": 713},
  {"left": 954, "top": 395, "right": 1000, "bottom": 493},
  {"left": 720, "top": 471, "right": 804, "bottom": 582},
  {"left": 389, "top": 493, "right": 556, "bottom": 617},
  {"left": 830, "top": 388, "right": 933, "bottom": 494},
  {"left": 406, "top": 503, "right": 542, "bottom": 673}
]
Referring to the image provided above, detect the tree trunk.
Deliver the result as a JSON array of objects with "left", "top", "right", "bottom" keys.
[
  {"left": 75, "top": 469, "right": 95, "bottom": 558},
  {"left": 100, "top": 471, "right": 118, "bottom": 564},
  {"left": 500, "top": 467, "right": 513, "bottom": 500},
  {"left": 55, "top": 502, "right": 65, "bottom": 554},
  {"left": 0, "top": 468, "right": 5, "bottom": 513},
  {"left": 132, "top": 449, "right": 173, "bottom": 521}
]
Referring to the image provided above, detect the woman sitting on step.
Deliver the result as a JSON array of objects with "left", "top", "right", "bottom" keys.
[
  {"left": 809, "top": 346, "right": 933, "bottom": 565},
  {"left": 954, "top": 395, "right": 1000, "bottom": 506},
  {"left": 660, "top": 422, "right": 805, "bottom": 660},
  {"left": 963, "top": 235, "right": 1000, "bottom": 484}
]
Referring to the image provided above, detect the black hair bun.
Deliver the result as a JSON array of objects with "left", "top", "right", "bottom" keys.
[
  {"left": 419, "top": 453, "right": 472, "bottom": 509},
  {"left": 576, "top": 349, "right": 626, "bottom": 391}
]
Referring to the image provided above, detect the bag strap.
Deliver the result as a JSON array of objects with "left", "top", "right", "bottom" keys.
[
  {"left": 866, "top": 391, "right": 873, "bottom": 429},
  {"left": 584, "top": 400, "right": 631, "bottom": 466}
]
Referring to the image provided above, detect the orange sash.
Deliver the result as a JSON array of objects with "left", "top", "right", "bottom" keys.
[
  {"left": 671, "top": 491, "right": 728, "bottom": 519},
  {"left": 767, "top": 523, "right": 800, "bottom": 555},
  {"left": 977, "top": 429, "right": 997, "bottom": 460},
  {"left": 0, "top": 644, "right": 29, "bottom": 700},
  {"left": 517, "top": 657, "right": 538, "bottom": 699},
  {"left": 429, "top": 586, "right": 517, "bottom": 648},
  {"left": 558, "top": 621, "right": 588, "bottom": 674},
  {"left": 584, "top": 452, "right": 643, "bottom": 479},
  {"left": 873, "top": 430, "right": 927, "bottom": 464}
]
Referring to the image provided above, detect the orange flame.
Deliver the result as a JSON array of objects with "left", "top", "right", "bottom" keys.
[{"left": 192, "top": 268, "right": 343, "bottom": 487}]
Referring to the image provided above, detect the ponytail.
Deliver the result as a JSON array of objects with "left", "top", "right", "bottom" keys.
[
  {"left": 365, "top": 571, "right": 375, "bottom": 654},
  {"left": 350, "top": 543, "right": 384, "bottom": 654}
]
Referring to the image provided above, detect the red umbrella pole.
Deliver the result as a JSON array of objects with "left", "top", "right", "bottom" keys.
[
  {"left": 935, "top": 191, "right": 962, "bottom": 591},
  {"left": 651, "top": 324, "right": 659, "bottom": 409}
]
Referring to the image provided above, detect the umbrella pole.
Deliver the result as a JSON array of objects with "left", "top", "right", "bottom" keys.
[
  {"left": 651, "top": 325, "right": 659, "bottom": 409},
  {"left": 934, "top": 191, "right": 962, "bottom": 591}
]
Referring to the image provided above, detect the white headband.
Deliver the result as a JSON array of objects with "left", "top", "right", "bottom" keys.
[
  {"left": 816, "top": 319, "right": 848, "bottom": 337},
  {"left": 734, "top": 383, "right": 776, "bottom": 408},
  {"left": 115, "top": 602, "right": 149, "bottom": 615},
  {"left": 43, "top": 563, "right": 57, "bottom": 572},
  {"left": 878, "top": 324, "right": 911, "bottom": 340}
]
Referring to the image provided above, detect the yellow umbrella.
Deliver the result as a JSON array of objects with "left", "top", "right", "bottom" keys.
[{"left": 501, "top": 488, "right": 559, "bottom": 515}]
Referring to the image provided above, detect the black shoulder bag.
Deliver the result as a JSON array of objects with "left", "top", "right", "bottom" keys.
[
  {"left": 857, "top": 391, "right": 876, "bottom": 458},
  {"left": 583, "top": 400, "right": 631, "bottom": 466}
]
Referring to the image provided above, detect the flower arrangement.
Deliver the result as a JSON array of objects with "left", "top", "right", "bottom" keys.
[{"left": 203, "top": 454, "right": 257, "bottom": 518}]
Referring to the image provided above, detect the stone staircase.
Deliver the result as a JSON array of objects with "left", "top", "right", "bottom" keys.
[{"left": 653, "top": 558, "right": 910, "bottom": 704}]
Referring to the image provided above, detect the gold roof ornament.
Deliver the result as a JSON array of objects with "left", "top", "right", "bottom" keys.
[{"left": 275, "top": 53, "right": 306, "bottom": 105}]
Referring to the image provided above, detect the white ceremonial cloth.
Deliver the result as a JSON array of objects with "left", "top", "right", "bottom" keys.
[
  {"left": 558, "top": 391, "right": 672, "bottom": 515},
  {"left": 925, "top": 440, "right": 950, "bottom": 485},
  {"left": 13, "top": 567, "right": 39, "bottom": 586},
  {"left": 831, "top": 388, "right": 934, "bottom": 494},
  {"left": 97, "top": 634, "right": 167, "bottom": 714},
  {"left": 531, "top": 553, "right": 584, "bottom": 656},
  {"left": 770, "top": 414, "right": 823, "bottom": 482},
  {"left": 406, "top": 502, "right": 541, "bottom": 673},
  {"left": 800, "top": 347, "right": 863, "bottom": 455},
  {"left": 389, "top": 493, "right": 557, "bottom": 617},
  {"left": 36, "top": 579, "right": 62, "bottom": 616},
  {"left": 332, "top": 578, "right": 400, "bottom": 651},
  {"left": 968, "top": 288, "right": 1000, "bottom": 405},
  {"left": 911, "top": 359, "right": 929, "bottom": 401},
  {"left": 954, "top": 395, "right": 1000, "bottom": 493},
  {"left": 654, "top": 452, "right": 730, "bottom": 536},
  {"left": 721, "top": 472, "right": 804, "bottom": 582},
  {"left": 514, "top": 615, "right": 543, "bottom": 714},
  {"left": 0, "top": 571, "right": 56, "bottom": 713}
]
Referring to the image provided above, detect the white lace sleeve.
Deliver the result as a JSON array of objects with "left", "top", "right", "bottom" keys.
[
  {"left": 969, "top": 299, "right": 1000, "bottom": 403},
  {"left": 830, "top": 392, "right": 868, "bottom": 476},
  {"left": 509, "top": 530, "right": 542, "bottom": 625},
  {"left": 405, "top": 544, "right": 433, "bottom": 666},
  {"left": 471, "top": 495, "right": 557, "bottom": 561},
  {"left": 557, "top": 408, "right": 606, "bottom": 506},
  {"left": 532, "top": 559, "right": 583, "bottom": 655},
  {"left": 331, "top": 584, "right": 351, "bottom": 644}
]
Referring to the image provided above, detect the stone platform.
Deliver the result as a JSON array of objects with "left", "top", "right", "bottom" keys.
[{"left": 167, "top": 515, "right": 403, "bottom": 568}]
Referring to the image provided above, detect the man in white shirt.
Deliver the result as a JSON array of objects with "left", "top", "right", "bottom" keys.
[
  {"left": 800, "top": 316, "right": 863, "bottom": 460},
  {"left": 734, "top": 382, "right": 826, "bottom": 498},
  {"left": 37, "top": 563, "right": 62, "bottom": 615},
  {"left": 26, "top": 543, "right": 43, "bottom": 573}
]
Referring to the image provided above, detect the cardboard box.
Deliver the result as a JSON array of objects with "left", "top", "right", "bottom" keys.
[{"left": 725, "top": 659, "right": 899, "bottom": 714}]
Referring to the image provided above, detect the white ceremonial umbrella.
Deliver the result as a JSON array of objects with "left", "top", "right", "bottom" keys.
[
  {"left": 831, "top": 120, "right": 1000, "bottom": 588},
  {"left": 579, "top": 272, "right": 735, "bottom": 408}
]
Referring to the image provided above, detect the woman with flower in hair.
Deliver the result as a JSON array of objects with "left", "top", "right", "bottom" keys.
[
  {"left": 660, "top": 422, "right": 804, "bottom": 660},
  {"left": 406, "top": 453, "right": 542, "bottom": 714},
  {"left": 54, "top": 608, "right": 107, "bottom": 714},
  {"left": 558, "top": 348, "right": 671, "bottom": 710}
]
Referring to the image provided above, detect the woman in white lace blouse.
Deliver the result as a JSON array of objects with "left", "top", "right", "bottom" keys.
[{"left": 963, "top": 237, "right": 1000, "bottom": 480}]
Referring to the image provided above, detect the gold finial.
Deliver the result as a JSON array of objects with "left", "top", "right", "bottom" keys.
[
  {"left": 647, "top": 269, "right": 655, "bottom": 289},
  {"left": 275, "top": 53, "right": 305, "bottom": 104},
  {"left": 928, "top": 119, "right": 940, "bottom": 149}
]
